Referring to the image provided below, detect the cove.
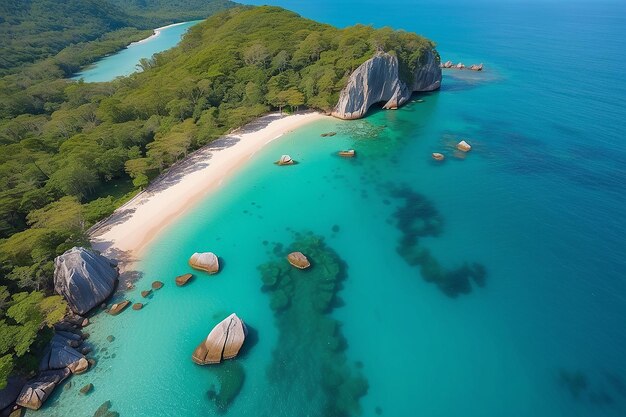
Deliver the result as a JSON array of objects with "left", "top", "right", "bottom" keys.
[
  {"left": 29, "top": 1, "right": 626, "bottom": 416},
  {"left": 71, "top": 21, "right": 202, "bottom": 83}
]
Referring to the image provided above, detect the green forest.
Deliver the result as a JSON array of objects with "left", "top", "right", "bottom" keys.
[
  {"left": 0, "top": 0, "right": 237, "bottom": 76},
  {"left": 0, "top": 3, "right": 436, "bottom": 388}
]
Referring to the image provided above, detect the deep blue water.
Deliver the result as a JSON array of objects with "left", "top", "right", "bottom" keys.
[{"left": 31, "top": 1, "right": 626, "bottom": 416}]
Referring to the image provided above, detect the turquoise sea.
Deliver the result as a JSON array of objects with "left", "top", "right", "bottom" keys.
[
  {"left": 33, "top": 1, "right": 626, "bottom": 416},
  {"left": 71, "top": 21, "right": 201, "bottom": 83}
]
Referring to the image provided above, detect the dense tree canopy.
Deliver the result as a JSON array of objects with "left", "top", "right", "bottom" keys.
[{"left": 0, "top": 0, "right": 237, "bottom": 76}]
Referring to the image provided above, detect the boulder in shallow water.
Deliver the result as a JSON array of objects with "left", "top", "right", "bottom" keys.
[
  {"left": 432, "top": 152, "right": 445, "bottom": 161},
  {"left": 192, "top": 314, "right": 247, "bottom": 365},
  {"left": 469, "top": 63, "right": 484, "bottom": 71},
  {"left": 175, "top": 273, "right": 193, "bottom": 286},
  {"left": 69, "top": 357, "right": 89, "bottom": 374},
  {"left": 107, "top": 300, "right": 130, "bottom": 316},
  {"left": 338, "top": 149, "right": 356, "bottom": 158},
  {"left": 456, "top": 140, "right": 472, "bottom": 152},
  {"left": 16, "top": 368, "right": 70, "bottom": 410},
  {"left": 151, "top": 281, "right": 164, "bottom": 289},
  {"left": 53, "top": 247, "right": 118, "bottom": 315},
  {"left": 275, "top": 154, "right": 294, "bottom": 165},
  {"left": 141, "top": 289, "right": 152, "bottom": 297},
  {"left": 287, "top": 252, "right": 311, "bottom": 269},
  {"left": 132, "top": 303, "right": 143, "bottom": 310},
  {"left": 189, "top": 253, "right": 220, "bottom": 274}
]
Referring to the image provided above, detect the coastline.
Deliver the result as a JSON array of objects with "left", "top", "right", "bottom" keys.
[
  {"left": 89, "top": 112, "right": 327, "bottom": 274},
  {"left": 129, "top": 21, "right": 194, "bottom": 46}
]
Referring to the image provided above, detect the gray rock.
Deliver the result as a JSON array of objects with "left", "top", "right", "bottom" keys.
[
  {"left": 54, "top": 247, "right": 118, "bottom": 315},
  {"left": 332, "top": 50, "right": 441, "bottom": 120},
  {"left": 0, "top": 377, "right": 26, "bottom": 412},
  {"left": 39, "top": 335, "right": 86, "bottom": 372},
  {"left": 16, "top": 368, "right": 70, "bottom": 410}
]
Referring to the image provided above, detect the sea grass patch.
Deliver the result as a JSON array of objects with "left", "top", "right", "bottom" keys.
[{"left": 389, "top": 185, "right": 487, "bottom": 297}]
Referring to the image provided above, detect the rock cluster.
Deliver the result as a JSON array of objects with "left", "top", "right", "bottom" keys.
[
  {"left": 441, "top": 60, "right": 483, "bottom": 71},
  {"left": 192, "top": 314, "right": 247, "bottom": 365},
  {"left": 53, "top": 247, "right": 118, "bottom": 315},
  {"left": 15, "top": 317, "right": 92, "bottom": 410},
  {"left": 332, "top": 50, "right": 441, "bottom": 120}
]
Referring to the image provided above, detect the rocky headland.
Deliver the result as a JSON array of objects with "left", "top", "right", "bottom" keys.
[{"left": 332, "top": 50, "right": 442, "bottom": 120}]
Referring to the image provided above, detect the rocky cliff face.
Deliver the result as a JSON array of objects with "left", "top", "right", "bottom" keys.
[
  {"left": 332, "top": 50, "right": 441, "bottom": 120},
  {"left": 53, "top": 247, "right": 118, "bottom": 315}
]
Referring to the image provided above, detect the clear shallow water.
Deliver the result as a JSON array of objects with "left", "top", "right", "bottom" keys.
[
  {"left": 71, "top": 21, "right": 201, "bottom": 82},
  {"left": 34, "top": 1, "right": 626, "bottom": 416}
]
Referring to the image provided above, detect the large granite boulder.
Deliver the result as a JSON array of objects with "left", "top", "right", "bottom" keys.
[
  {"left": 332, "top": 50, "right": 441, "bottom": 120},
  {"left": 16, "top": 368, "right": 70, "bottom": 410},
  {"left": 39, "top": 334, "right": 86, "bottom": 373},
  {"left": 189, "top": 252, "right": 220, "bottom": 274},
  {"left": 192, "top": 314, "right": 247, "bottom": 365},
  {"left": 54, "top": 247, "right": 118, "bottom": 315}
]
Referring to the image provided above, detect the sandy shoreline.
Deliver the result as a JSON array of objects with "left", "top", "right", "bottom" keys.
[
  {"left": 129, "top": 21, "right": 196, "bottom": 46},
  {"left": 89, "top": 112, "right": 327, "bottom": 272}
]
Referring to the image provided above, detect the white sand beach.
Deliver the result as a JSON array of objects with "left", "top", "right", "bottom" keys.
[
  {"left": 129, "top": 21, "right": 191, "bottom": 46},
  {"left": 89, "top": 112, "right": 326, "bottom": 269}
]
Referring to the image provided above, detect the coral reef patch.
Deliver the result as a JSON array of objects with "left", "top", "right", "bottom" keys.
[{"left": 258, "top": 233, "right": 368, "bottom": 416}]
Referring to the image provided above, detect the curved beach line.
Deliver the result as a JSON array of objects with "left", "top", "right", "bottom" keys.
[
  {"left": 129, "top": 21, "right": 194, "bottom": 46},
  {"left": 89, "top": 112, "right": 327, "bottom": 270}
]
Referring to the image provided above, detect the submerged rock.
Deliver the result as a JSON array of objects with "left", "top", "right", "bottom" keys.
[
  {"left": 151, "top": 280, "right": 164, "bottom": 289},
  {"left": 192, "top": 314, "right": 247, "bottom": 365},
  {"left": 79, "top": 383, "right": 93, "bottom": 395},
  {"left": 93, "top": 400, "right": 119, "bottom": 417},
  {"left": 53, "top": 247, "right": 118, "bottom": 315},
  {"left": 332, "top": 50, "right": 441, "bottom": 120},
  {"left": 16, "top": 368, "right": 70, "bottom": 410},
  {"left": 132, "top": 303, "right": 143, "bottom": 310},
  {"left": 287, "top": 252, "right": 311, "bottom": 269},
  {"left": 207, "top": 361, "right": 245, "bottom": 413},
  {"left": 141, "top": 289, "right": 152, "bottom": 297},
  {"left": 175, "top": 273, "right": 193, "bottom": 286},
  {"left": 189, "top": 252, "right": 220, "bottom": 274},
  {"left": 432, "top": 152, "right": 445, "bottom": 161}
]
